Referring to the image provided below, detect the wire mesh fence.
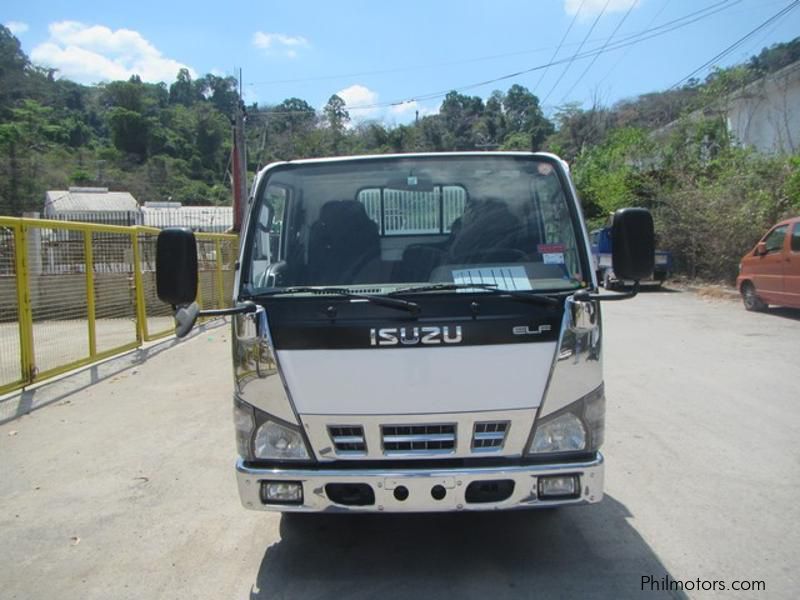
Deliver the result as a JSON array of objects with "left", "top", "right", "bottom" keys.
[
  {"left": 0, "top": 217, "right": 238, "bottom": 394},
  {"left": 0, "top": 226, "right": 23, "bottom": 393}
]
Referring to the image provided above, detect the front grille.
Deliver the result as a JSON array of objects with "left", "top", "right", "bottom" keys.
[
  {"left": 381, "top": 424, "right": 456, "bottom": 455},
  {"left": 328, "top": 426, "right": 366, "bottom": 454},
  {"left": 472, "top": 421, "right": 509, "bottom": 451}
]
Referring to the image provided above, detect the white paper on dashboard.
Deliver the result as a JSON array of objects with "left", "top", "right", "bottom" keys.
[
  {"left": 451, "top": 266, "right": 532, "bottom": 291},
  {"left": 542, "top": 253, "right": 565, "bottom": 264}
]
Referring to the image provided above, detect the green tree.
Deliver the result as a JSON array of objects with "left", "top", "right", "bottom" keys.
[
  {"left": 323, "top": 94, "right": 349, "bottom": 153},
  {"left": 439, "top": 91, "right": 484, "bottom": 149},
  {"left": 169, "top": 68, "right": 200, "bottom": 106},
  {"left": 107, "top": 107, "right": 150, "bottom": 159},
  {"left": 502, "top": 84, "right": 553, "bottom": 149}
]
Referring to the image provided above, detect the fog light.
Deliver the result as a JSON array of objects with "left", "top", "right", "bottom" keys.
[
  {"left": 538, "top": 475, "right": 580, "bottom": 499},
  {"left": 261, "top": 481, "right": 303, "bottom": 504}
]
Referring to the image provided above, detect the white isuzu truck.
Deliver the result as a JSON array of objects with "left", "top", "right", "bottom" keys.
[{"left": 155, "top": 152, "right": 653, "bottom": 513}]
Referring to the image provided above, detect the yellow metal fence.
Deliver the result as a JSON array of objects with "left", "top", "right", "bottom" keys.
[{"left": 0, "top": 217, "right": 238, "bottom": 395}]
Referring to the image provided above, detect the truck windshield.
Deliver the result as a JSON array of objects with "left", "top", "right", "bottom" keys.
[{"left": 245, "top": 155, "right": 586, "bottom": 295}]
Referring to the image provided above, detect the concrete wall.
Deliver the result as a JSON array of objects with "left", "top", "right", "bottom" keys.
[{"left": 726, "top": 63, "right": 800, "bottom": 155}]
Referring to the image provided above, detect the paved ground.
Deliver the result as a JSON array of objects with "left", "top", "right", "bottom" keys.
[
  {"left": 0, "top": 317, "right": 173, "bottom": 388},
  {"left": 1, "top": 289, "right": 799, "bottom": 599}
]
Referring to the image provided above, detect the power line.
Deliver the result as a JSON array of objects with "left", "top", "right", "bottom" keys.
[
  {"left": 540, "top": 0, "right": 611, "bottom": 106},
  {"left": 669, "top": 0, "right": 799, "bottom": 89},
  {"left": 246, "top": 0, "right": 746, "bottom": 116},
  {"left": 532, "top": 0, "right": 586, "bottom": 97},
  {"left": 596, "top": 0, "right": 672, "bottom": 89},
  {"left": 559, "top": 0, "right": 638, "bottom": 104},
  {"left": 395, "top": 0, "right": 743, "bottom": 107},
  {"left": 246, "top": 0, "right": 738, "bottom": 88}
]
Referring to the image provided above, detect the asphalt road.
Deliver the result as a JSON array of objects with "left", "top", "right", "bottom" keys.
[{"left": 1, "top": 289, "right": 799, "bottom": 599}]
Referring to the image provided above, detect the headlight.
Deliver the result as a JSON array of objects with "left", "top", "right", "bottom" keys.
[
  {"left": 234, "top": 397, "right": 311, "bottom": 461},
  {"left": 254, "top": 419, "right": 310, "bottom": 460},
  {"left": 530, "top": 412, "right": 586, "bottom": 453},
  {"left": 527, "top": 385, "right": 605, "bottom": 455}
]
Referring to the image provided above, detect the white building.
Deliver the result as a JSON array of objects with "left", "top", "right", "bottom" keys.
[
  {"left": 141, "top": 203, "right": 233, "bottom": 232},
  {"left": 43, "top": 187, "right": 140, "bottom": 225}
]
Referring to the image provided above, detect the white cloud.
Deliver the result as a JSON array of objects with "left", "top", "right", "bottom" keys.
[
  {"left": 389, "top": 100, "right": 418, "bottom": 117},
  {"left": 384, "top": 100, "right": 437, "bottom": 125},
  {"left": 5, "top": 21, "right": 29, "bottom": 35},
  {"left": 322, "top": 89, "right": 436, "bottom": 126},
  {"left": 30, "top": 21, "right": 195, "bottom": 84},
  {"left": 564, "top": 0, "right": 639, "bottom": 17},
  {"left": 335, "top": 84, "right": 380, "bottom": 119},
  {"left": 252, "top": 31, "right": 309, "bottom": 58}
]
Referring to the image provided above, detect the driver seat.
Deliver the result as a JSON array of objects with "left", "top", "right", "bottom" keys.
[{"left": 307, "top": 200, "right": 380, "bottom": 285}]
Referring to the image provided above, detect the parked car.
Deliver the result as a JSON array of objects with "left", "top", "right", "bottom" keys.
[
  {"left": 737, "top": 216, "right": 800, "bottom": 310},
  {"left": 591, "top": 225, "right": 671, "bottom": 289}
]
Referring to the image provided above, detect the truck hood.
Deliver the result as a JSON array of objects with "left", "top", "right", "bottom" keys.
[
  {"left": 258, "top": 294, "right": 565, "bottom": 416},
  {"left": 277, "top": 342, "right": 558, "bottom": 415}
]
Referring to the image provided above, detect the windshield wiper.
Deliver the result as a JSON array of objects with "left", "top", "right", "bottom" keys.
[
  {"left": 388, "top": 283, "right": 561, "bottom": 306},
  {"left": 253, "top": 286, "right": 420, "bottom": 314}
]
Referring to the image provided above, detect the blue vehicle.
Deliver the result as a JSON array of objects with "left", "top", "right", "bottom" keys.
[{"left": 591, "top": 226, "right": 672, "bottom": 289}]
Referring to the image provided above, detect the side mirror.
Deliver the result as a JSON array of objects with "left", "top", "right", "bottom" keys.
[
  {"left": 156, "top": 228, "right": 198, "bottom": 306},
  {"left": 611, "top": 208, "right": 655, "bottom": 282},
  {"left": 755, "top": 241, "right": 767, "bottom": 256}
]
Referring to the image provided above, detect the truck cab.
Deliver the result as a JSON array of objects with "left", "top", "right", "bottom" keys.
[{"left": 155, "top": 152, "right": 653, "bottom": 513}]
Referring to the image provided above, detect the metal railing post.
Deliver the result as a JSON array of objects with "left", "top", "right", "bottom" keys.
[
  {"left": 195, "top": 242, "right": 204, "bottom": 311},
  {"left": 131, "top": 229, "right": 147, "bottom": 343},
  {"left": 13, "top": 222, "right": 35, "bottom": 384},
  {"left": 83, "top": 230, "right": 97, "bottom": 357},
  {"left": 214, "top": 238, "right": 225, "bottom": 309}
]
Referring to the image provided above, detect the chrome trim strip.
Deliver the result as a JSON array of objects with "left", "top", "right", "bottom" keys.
[
  {"left": 536, "top": 297, "right": 603, "bottom": 420},
  {"left": 232, "top": 305, "right": 306, "bottom": 429},
  {"left": 331, "top": 436, "right": 366, "bottom": 444},
  {"left": 382, "top": 434, "right": 455, "bottom": 443},
  {"left": 235, "top": 453, "right": 604, "bottom": 512},
  {"left": 473, "top": 432, "right": 506, "bottom": 441},
  {"left": 382, "top": 449, "right": 457, "bottom": 457}
]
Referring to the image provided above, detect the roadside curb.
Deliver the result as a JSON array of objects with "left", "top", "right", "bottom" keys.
[{"left": 683, "top": 284, "right": 740, "bottom": 302}]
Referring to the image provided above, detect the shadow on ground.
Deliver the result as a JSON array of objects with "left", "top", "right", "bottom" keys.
[
  {"left": 0, "top": 319, "right": 226, "bottom": 424},
  {"left": 250, "top": 495, "right": 686, "bottom": 600},
  {"left": 761, "top": 306, "right": 800, "bottom": 321},
  {"left": 638, "top": 284, "right": 681, "bottom": 294}
]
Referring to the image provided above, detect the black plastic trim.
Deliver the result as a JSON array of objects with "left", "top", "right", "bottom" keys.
[{"left": 241, "top": 451, "right": 599, "bottom": 472}]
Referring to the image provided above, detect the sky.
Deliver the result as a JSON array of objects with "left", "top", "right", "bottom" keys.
[{"left": 3, "top": 0, "right": 799, "bottom": 125}]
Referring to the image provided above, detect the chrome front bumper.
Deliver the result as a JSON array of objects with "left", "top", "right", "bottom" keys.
[{"left": 235, "top": 453, "right": 604, "bottom": 512}]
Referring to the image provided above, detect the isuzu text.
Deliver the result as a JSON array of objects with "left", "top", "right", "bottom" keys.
[{"left": 155, "top": 152, "right": 654, "bottom": 513}]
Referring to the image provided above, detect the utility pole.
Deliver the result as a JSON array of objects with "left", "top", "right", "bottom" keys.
[{"left": 231, "top": 68, "right": 248, "bottom": 233}]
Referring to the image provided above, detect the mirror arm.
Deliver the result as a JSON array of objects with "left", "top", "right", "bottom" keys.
[
  {"left": 198, "top": 304, "right": 257, "bottom": 317},
  {"left": 574, "top": 281, "right": 640, "bottom": 302}
]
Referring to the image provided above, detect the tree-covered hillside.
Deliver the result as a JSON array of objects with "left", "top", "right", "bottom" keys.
[{"left": 1, "top": 24, "right": 798, "bottom": 281}]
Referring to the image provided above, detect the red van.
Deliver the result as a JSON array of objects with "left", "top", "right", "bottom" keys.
[{"left": 737, "top": 216, "right": 800, "bottom": 311}]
